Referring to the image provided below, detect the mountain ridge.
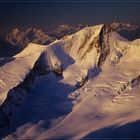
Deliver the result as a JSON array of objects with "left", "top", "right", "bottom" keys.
[
  {"left": 1, "top": 23, "right": 140, "bottom": 139},
  {"left": 0, "top": 22, "right": 140, "bottom": 58}
]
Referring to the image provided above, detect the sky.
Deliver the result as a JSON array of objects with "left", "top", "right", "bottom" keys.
[{"left": 0, "top": 0, "right": 140, "bottom": 34}]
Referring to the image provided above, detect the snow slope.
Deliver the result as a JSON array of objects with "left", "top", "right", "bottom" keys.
[
  {"left": 43, "top": 24, "right": 104, "bottom": 86},
  {"left": 0, "top": 24, "right": 105, "bottom": 130},
  {"left": 1, "top": 24, "right": 140, "bottom": 139},
  {"left": 38, "top": 32, "right": 140, "bottom": 139},
  {"left": 0, "top": 43, "right": 45, "bottom": 105}
]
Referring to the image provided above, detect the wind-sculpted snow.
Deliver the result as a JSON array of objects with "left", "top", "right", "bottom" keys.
[{"left": 1, "top": 24, "right": 140, "bottom": 139}]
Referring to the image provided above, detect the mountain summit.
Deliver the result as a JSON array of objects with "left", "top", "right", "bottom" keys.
[
  {"left": 0, "top": 22, "right": 140, "bottom": 58},
  {"left": 1, "top": 24, "right": 140, "bottom": 139}
]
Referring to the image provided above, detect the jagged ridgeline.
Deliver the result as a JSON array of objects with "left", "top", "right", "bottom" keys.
[
  {"left": 1, "top": 22, "right": 140, "bottom": 58},
  {"left": 1, "top": 24, "right": 140, "bottom": 139}
]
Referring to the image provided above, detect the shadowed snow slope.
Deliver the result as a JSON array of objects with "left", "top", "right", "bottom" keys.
[
  {"left": 1, "top": 24, "right": 140, "bottom": 139},
  {"left": 0, "top": 43, "right": 45, "bottom": 105}
]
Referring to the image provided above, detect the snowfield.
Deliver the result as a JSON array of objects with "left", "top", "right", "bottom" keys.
[{"left": 1, "top": 24, "right": 140, "bottom": 139}]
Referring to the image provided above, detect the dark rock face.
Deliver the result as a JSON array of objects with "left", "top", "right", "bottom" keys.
[{"left": 97, "top": 24, "right": 113, "bottom": 67}]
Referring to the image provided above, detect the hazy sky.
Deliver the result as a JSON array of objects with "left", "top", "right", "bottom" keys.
[{"left": 0, "top": 0, "right": 140, "bottom": 34}]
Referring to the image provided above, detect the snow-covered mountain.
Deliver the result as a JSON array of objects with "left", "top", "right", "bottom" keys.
[
  {"left": 48, "top": 24, "right": 85, "bottom": 39},
  {"left": 111, "top": 22, "right": 138, "bottom": 31},
  {"left": 5, "top": 25, "right": 85, "bottom": 49},
  {"left": 1, "top": 24, "right": 140, "bottom": 139},
  {"left": 5, "top": 28, "right": 54, "bottom": 49},
  {"left": 0, "top": 25, "right": 85, "bottom": 58},
  {"left": 111, "top": 22, "right": 140, "bottom": 40},
  {"left": 1, "top": 22, "right": 140, "bottom": 58}
]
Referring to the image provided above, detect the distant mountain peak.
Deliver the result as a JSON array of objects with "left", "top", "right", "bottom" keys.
[
  {"left": 111, "top": 21, "right": 138, "bottom": 31},
  {"left": 49, "top": 24, "right": 85, "bottom": 39},
  {"left": 1, "top": 22, "right": 140, "bottom": 59},
  {"left": 5, "top": 28, "right": 54, "bottom": 48}
]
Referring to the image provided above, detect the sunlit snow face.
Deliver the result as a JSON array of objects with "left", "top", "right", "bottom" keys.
[{"left": 1, "top": 24, "right": 140, "bottom": 140}]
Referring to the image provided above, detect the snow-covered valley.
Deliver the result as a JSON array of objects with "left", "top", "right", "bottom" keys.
[{"left": 0, "top": 24, "right": 140, "bottom": 139}]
